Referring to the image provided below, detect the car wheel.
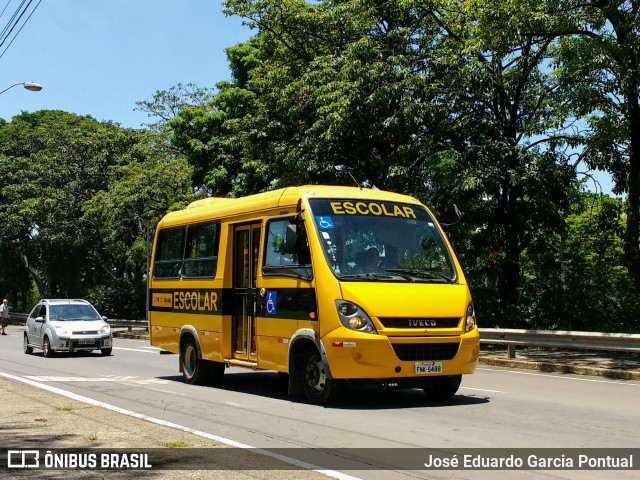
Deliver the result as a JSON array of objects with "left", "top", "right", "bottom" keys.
[
  {"left": 101, "top": 347, "right": 112, "bottom": 356},
  {"left": 42, "top": 336, "right": 54, "bottom": 358},
  {"left": 302, "top": 346, "right": 337, "bottom": 405},
  {"left": 23, "top": 335, "right": 33, "bottom": 354},
  {"left": 181, "top": 337, "right": 209, "bottom": 385}
]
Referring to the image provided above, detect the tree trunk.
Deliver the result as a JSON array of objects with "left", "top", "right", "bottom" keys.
[{"left": 16, "top": 251, "right": 47, "bottom": 298}]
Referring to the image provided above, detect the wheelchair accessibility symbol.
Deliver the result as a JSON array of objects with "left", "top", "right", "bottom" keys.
[
  {"left": 316, "top": 216, "right": 334, "bottom": 229},
  {"left": 266, "top": 291, "right": 277, "bottom": 315}
]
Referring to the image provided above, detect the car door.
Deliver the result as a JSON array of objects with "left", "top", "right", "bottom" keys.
[
  {"left": 33, "top": 305, "right": 46, "bottom": 346},
  {"left": 26, "top": 305, "right": 40, "bottom": 345}
]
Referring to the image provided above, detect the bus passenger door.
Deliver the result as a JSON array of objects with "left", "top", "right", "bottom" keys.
[{"left": 232, "top": 223, "right": 260, "bottom": 361}]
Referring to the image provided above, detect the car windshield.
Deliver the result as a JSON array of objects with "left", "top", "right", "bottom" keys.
[
  {"left": 49, "top": 305, "right": 102, "bottom": 321},
  {"left": 308, "top": 198, "right": 457, "bottom": 282}
]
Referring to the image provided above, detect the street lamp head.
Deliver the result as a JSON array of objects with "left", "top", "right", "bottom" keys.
[
  {"left": 0, "top": 81, "right": 43, "bottom": 95},
  {"left": 23, "top": 81, "right": 42, "bottom": 91}
]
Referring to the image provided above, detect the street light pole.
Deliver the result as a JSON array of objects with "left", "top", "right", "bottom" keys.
[{"left": 0, "top": 81, "right": 43, "bottom": 96}]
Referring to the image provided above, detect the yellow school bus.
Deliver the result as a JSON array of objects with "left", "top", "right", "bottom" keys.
[{"left": 148, "top": 186, "right": 479, "bottom": 404}]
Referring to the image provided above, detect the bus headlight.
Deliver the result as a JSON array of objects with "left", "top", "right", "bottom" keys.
[
  {"left": 465, "top": 302, "right": 477, "bottom": 332},
  {"left": 335, "top": 300, "right": 377, "bottom": 334}
]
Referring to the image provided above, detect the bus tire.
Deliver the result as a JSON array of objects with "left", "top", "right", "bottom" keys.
[
  {"left": 302, "top": 346, "right": 337, "bottom": 405},
  {"left": 424, "top": 375, "right": 461, "bottom": 401},
  {"left": 181, "top": 337, "right": 209, "bottom": 385},
  {"left": 208, "top": 361, "right": 225, "bottom": 385}
]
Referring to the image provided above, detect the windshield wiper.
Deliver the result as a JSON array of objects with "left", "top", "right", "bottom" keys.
[
  {"left": 385, "top": 268, "right": 454, "bottom": 283},
  {"left": 339, "top": 272, "right": 396, "bottom": 280}
]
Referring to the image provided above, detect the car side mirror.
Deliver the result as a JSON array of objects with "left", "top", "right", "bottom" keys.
[
  {"left": 102, "top": 316, "right": 108, "bottom": 321},
  {"left": 35, "top": 316, "right": 44, "bottom": 323}
]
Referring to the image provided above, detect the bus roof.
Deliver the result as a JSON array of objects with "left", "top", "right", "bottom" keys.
[{"left": 159, "top": 185, "right": 422, "bottom": 226}]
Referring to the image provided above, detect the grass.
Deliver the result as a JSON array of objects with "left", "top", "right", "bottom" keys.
[
  {"left": 157, "top": 441, "right": 190, "bottom": 448},
  {"left": 54, "top": 405, "right": 90, "bottom": 412}
]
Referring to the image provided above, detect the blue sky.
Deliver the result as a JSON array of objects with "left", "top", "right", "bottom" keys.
[{"left": 0, "top": 0, "right": 252, "bottom": 128}]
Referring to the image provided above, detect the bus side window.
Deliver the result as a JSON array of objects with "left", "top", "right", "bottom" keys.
[
  {"left": 153, "top": 227, "right": 185, "bottom": 279},
  {"left": 264, "top": 218, "right": 309, "bottom": 267},
  {"left": 183, "top": 222, "right": 220, "bottom": 278}
]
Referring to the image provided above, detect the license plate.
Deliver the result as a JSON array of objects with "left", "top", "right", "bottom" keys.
[
  {"left": 415, "top": 362, "right": 442, "bottom": 374},
  {"left": 79, "top": 339, "right": 95, "bottom": 345}
]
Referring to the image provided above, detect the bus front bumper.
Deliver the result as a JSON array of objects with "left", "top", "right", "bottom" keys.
[{"left": 322, "top": 330, "right": 479, "bottom": 380}]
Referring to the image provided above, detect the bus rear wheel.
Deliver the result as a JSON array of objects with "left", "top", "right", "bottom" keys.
[
  {"left": 209, "top": 361, "right": 225, "bottom": 385},
  {"left": 181, "top": 338, "right": 209, "bottom": 385},
  {"left": 424, "top": 375, "right": 461, "bottom": 401},
  {"left": 302, "top": 347, "right": 337, "bottom": 405}
]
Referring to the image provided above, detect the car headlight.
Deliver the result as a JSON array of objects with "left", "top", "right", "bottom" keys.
[
  {"left": 465, "top": 302, "right": 477, "bottom": 332},
  {"left": 54, "top": 326, "right": 70, "bottom": 336},
  {"left": 100, "top": 325, "right": 111, "bottom": 335},
  {"left": 335, "top": 300, "right": 377, "bottom": 334}
]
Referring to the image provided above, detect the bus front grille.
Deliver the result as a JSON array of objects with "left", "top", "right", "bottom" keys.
[
  {"left": 392, "top": 342, "right": 459, "bottom": 361},
  {"left": 379, "top": 317, "right": 460, "bottom": 329}
]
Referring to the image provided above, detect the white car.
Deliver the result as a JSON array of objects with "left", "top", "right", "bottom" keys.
[{"left": 24, "top": 299, "right": 113, "bottom": 357}]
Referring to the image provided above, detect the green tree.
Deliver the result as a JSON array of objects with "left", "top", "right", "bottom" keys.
[
  {"left": 520, "top": 191, "right": 640, "bottom": 332},
  {"left": 82, "top": 130, "right": 195, "bottom": 318},
  {"left": 414, "top": 0, "right": 581, "bottom": 325},
  {"left": 221, "top": 0, "right": 442, "bottom": 192},
  {"left": 0, "top": 111, "right": 134, "bottom": 298},
  {"left": 535, "top": 0, "right": 640, "bottom": 288}
]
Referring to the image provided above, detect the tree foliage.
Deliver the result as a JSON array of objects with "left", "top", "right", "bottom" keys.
[
  {"left": 533, "top": 0, "right": 640, "bottom": 288},
  {"left": 0, "top": 111, "right": 191, "bottom": 317}
]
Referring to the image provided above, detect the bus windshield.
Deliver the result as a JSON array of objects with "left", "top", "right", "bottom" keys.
[{"left": 308, "top": 198, "right": 457, "bottom": 282}]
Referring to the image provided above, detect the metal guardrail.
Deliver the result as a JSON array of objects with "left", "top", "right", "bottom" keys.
[
  {"left": 106, "top": 319, "right": 149, "bottom": 331},
  {"left": 8, "top": 315, "right": 639, "bottom": 357},
  {"left": 479, "top": 327, "right": 640, "bottom": 358},
  {"left": 9, "top": 313, "right": 28, "bottom": 324},
  {"left": 9, "top": 313, "right": 148, "bottom": 332}
]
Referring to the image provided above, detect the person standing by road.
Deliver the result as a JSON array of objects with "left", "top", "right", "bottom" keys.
[{"left": 0, "top": 299, "right": 9, "bottom": 335}]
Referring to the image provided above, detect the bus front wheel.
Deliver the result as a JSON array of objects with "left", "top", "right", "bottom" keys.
[
  {"left": 302, "top": 347, "right": 337, "bottom": 405},
  {"left": 424, "top": 375, "right": 461, "bottom": 401},
  {"left": 181, "top": 338, "right": 209, "bottom": 385}
]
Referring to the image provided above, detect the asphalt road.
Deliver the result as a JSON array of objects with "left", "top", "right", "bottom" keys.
[{"left": 1, "top": 326, "right": 639, "bottom": 480}]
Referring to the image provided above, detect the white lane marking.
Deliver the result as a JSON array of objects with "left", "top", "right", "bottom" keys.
[
  {"left": 477, "top": 367, "right": 640, "bottom": 386},
  {"left": 143, "top": 387, "right": 187, "bottom": 396},
  {"left": 0, "top": 370, "right": 361, "bottom": 480},
  {"left": 24, "top": 375, "right": 170, "bottom": 385},
  {"left": 113, "top": 346, "right": 161, "bottom": 354},
  {"left": 460, "top": 386, "right": 505, "bottom": 393}
]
